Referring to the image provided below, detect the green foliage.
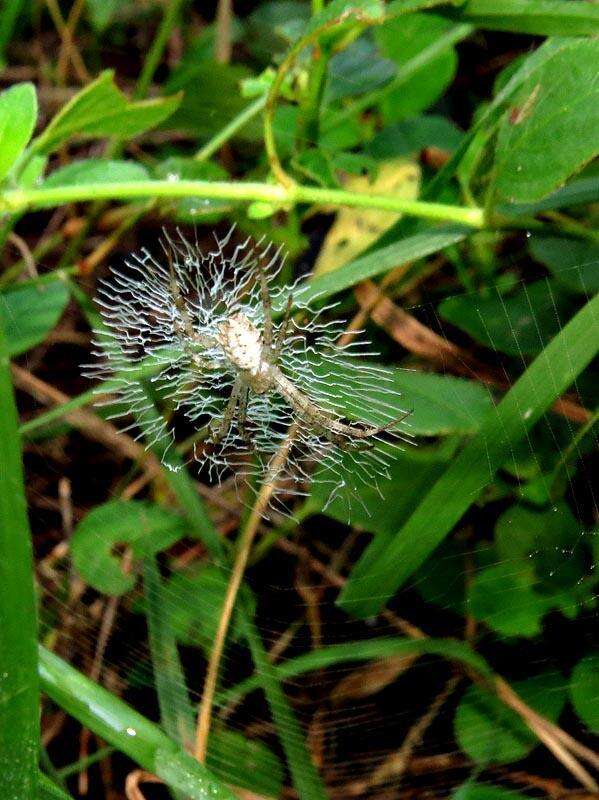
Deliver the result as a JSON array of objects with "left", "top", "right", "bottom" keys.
[
  {"left": 71, "top": 500, "right": 187, "bottom": 595},
  {"left": 454, "top": 672, "right": 566, "bottom": 764},
  {"left": 2, "top": 4, "right": 599, "bottom": 799},
  {"left": 0, "top": 83, "right": 37, "bottom": 181},
  {"left": 0, "top": 276, "right": 70, "bottom": 356},
  {"left": 493, "top": 39, "right": 599, "bottom": 203},
  {"left": 570, "top": 655, "right": 599, "bottom": 732},
  {"left": 30, "top": 71, "right": 181, "bottom": 155}
]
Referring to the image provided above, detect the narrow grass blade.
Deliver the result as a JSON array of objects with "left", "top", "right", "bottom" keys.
[
  {"left": 217, "top": 636, "right": 492, "bottom": 707},
  {"left": 339, "top": 291, "right": 599, "bottom": 618},
  {"left": 243, "top": 617, "right": 330, "bottom": 800},
  {"left": 0, "top": 321, "right": 39, "bottom": 796},
  {"left": 38, "top": 647, "right": 235, "bottom": 800},
  {"left": 38, "top": 773, "right": 74, "bottom": 800}
]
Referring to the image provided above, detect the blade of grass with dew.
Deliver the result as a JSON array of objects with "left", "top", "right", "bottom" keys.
[
  {"left": 339, "top": 291, "right": 599, "bottom": 618},
  {"left": 0, "top": 320, "right": 39, "bottom": 796},
  {"left": 217, "top": 636, "right": 492, "bottom": 707},
  {"left": 243, "top": 616, "right": 330, "bottom": 800},
  {"left": 38, "top": 647, "right": 235, "bottom": 800}
]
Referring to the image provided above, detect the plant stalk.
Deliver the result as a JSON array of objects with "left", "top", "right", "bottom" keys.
[
  {"left": 0, "top": 180, "right": 485, "bottom": 227},
  {"left": 194, "top": 423, "right": 299, "bottom": 763}
]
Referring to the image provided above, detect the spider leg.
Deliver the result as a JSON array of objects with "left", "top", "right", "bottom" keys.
[
  {"left": 272, "top": 293, "right": 293, "bottom": 362},
  {"left": 257, "top": 258, "right": 273, "bottom": 351},
  {"left": 237, "top": 385, "right": 251, "bottom": 443},
  {"left": 210, "top": 374, "right": 243, "bottom": 444}
]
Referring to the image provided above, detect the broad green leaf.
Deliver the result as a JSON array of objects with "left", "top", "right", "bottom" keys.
[
  {"left": 439, "top": 280, "right": 578, "bottom": 357},
  {"left": 468, "top": 562, "right": 553, "bottom": 637},
  {"left": 440, "top": 0, "right": 599, "bottom": 37},
  {"left": 71, "top": 500, "right": 187, "bottom": 595},
  {"left": 164, "top": 63, "right": 261, "bottom": 142},
  {"left": 493, "top": 39, "right": 599, "bottom": 203},
  {"left": 369, "top": 115, "right": 463, "bottom": 158},
  {"left": 31, "top": 71, "right": 181, "bottom": 155},
  {"left": 570, "top": 654, "right": 599, "bottom": 732},
  {"left": 339, "top": 292, "right": 599, "bottom": 618},
  {"left": 325, "top": 36, "right": 396, "bottom": 102},
  {"left": 86, "top": 0, "right": 127, "bottom": 31},
  {"left": 208, "top": 727, "right": 284, "bottom": 799},
  {"left": 0, "top": 82, "right": 37, "bottom": 182},
  {"left": 374, "top": 13, "right": 457, "bottom": 121},
  {"left": 529, "top": 235, "right": 599, "bottom": 294},
  {"left": 454, "top": 672, "right": 566, "bottom": 764},
  {"left": 43, "top": 159, "right": 149, "bottom": 187},
  {"left": 154, "top": 157, "right": 230, "bottom": 223},
  {"left": 0, "top": 319, "right": 39, "bottom": 798},
  {"left": 1, "top": 277, "right": 70, "bottom": 356},
  {"left": 495, "top": 503, "right": 586, "bottom": 591},
  {"left": 38, "top": 647, "right": 235, "bottom": 800}
]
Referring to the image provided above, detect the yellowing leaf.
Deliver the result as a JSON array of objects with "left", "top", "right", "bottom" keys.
[{"left": 313, "top": 159, "right": 420, "bottom": 275}]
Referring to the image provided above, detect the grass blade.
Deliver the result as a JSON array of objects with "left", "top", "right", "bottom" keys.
[
  {"left": 339, "top": 291, "right": 599, "bottom": 618},
  {"left": 38, "top": 647, "right": 235, "bottom": 800},
  {"left": 440, "top": 0, "right": 599, "bottom": 36},
  {"left": 0, "top": 320, "right": 39, "bottom": 796},
  {"left": 243, "top": 617, "right": 329, "bottom": 800}
]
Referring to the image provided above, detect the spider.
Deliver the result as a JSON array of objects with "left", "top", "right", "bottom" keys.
[{"left": 167, "top": 249, "right": 407, "bottom": 451}]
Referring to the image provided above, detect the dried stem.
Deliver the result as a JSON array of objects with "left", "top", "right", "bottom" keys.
[{"left": 194, "top": 422, "right": 300, "bottom": 763}]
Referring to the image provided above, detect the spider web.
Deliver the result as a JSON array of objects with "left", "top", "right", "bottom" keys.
[{"left": 22, "top": 242, "right": 598, "bottom": 800}]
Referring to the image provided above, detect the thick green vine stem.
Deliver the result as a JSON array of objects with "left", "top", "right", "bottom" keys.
[{"left": 0, "top": 180, "right": 485, "bottom": 227}]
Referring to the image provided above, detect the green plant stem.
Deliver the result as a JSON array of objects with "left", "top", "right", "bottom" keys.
[
  {"left": 0, "top": 179, "right": 485, "bottom": 226},
  {"left": 134, "top": 0, "right": 184, "bottom": 100},
  {"left": 195, "top": 94, "right": 267, "bottom": 162},
  {"left": 38, "top": 647, "right": 235, "bottom": 800}
]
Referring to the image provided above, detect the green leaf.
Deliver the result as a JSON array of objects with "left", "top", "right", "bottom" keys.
[
  {"left": 208, "top": 727, "right": 284, "bottom": 799},
  {"left": 159, "top": 565, "right": 255, "bottom": 651},
  {"left": 439, "top": 280, "right": 578, "bottom": 357},
  {"left": 310, "top": 444, "right": 452, "bottom": 535},
  {"left": 43, "top": 159, "right": 149, "bottom": 187},
  {"left": 0, "top": 82, "right": 37, "bottom": 182},
  {"left": 326, "top": 36, "right": 396, "bottom": 102},
  {"left": 570, "top": 654, "right": 599, "bottom": 732},
  {"left": 38, "top": 647, "right": 235, "bottom": 800},
  {"left": 493, "top": 38, "right": 599, "bottom": 204},
  {"left": 0, "top": 320, "right": 39, "bottom": 798},
  {"left": 0, "top": 277, "right": 70, "bottom": 356},
  {"left": 369, "top": 115, "right": 463, "bottom": 158},
  {"left": 453, "top": 783, "right": 533, "bottom": 800},
  {"left": 440, "top": 0, "right": 599, "bottom": 37},
  {"left": 454, "top": 672, "right": 566, "bottom": 764},
  {"left": 85, "top": 0, "right": 126, "bottom": 31},
  {"left": 31, "top": 70, "right": 181, "bottom": 155},
  {"left": 338, "top": 291, "right": 599, "bottom": 618},
  {"left": 495, "top": 503, "right": 586, "bottom": 591},
  {"left": 71, "top": 500, "right": 187, "bottom": 595},
  {"left": 374, "top": 13, "right": 458, "bottom": 121},
  {"left": 164, "top": 63, "right": 261, "bottom": 142},
  {"left": 154, "top": 157, "right": 231, "bottom": 223},
  {"left": 293, "top": 224, "right": 469, "bottom": 307},
  {"left": 468, "top": 562, "right": 552, "bottom": 638},
  {"left": 529, "top": 235, "right": 599, "bottom": 294}
]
